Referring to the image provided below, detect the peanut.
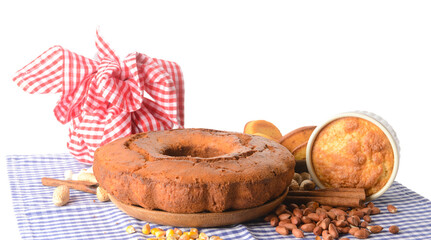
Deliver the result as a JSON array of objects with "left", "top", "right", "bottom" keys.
[
  {"left": 363, "top": 215, "right": 371, "bottom": 223},
  {"left": 360, "top": 220, "right": 368, "bottom": 228},
  {"left": 328, "top": 223, "right": 339, "bottom": 239},
  {"left": 270, "top": 216, "right": 279, "bottom": 227},
  {"left": 291, "top": 216, "right": 302, "bottom": 225},
  {"left": 329, "top": 208, "right": 347, "bottom": 217},
  {"left": 307, "top": 201, "right": 320, "bottom": 210},
  {"left": 293, "top": 208, "right": 303, "bottom": 218},
  {"left": 320, "top": 218, "right": 331, "bottom": 230},
  {"left": 77, "top": 172, "right": 98, "bottom": 184},
  {"left": 387, "top": 204, "right": 397, "bottom": 213},
  {"left": 353, "top": 229, "right": 369, "bottom": 239},
  {"left": 367, "top": 225, "right": 383, "bottom": 233},
  {"left": 370, "top": 207, "right": 380, "bottom": 215},
  {"left": 348, "top": 227, "right": 359, "bottom": 236},
  {"left": 389, "top": 225, "right": 399, "bottom": 234},
  {"left": 275, "top": 204, "right": 287, "bottom": 215},
  {"left": 313, "top": 226, "right": 323, "bottom": 236},
  {"left": 335, "top": 220, "right": 347, "bottom": 227},
  {"left": 308, "top": 213, "right": 320, "bottom": 222},
  {"left": 96, "top": 187, "right": 110, "bottom": 202},
  {"left": 279, "top": 213, "right": 291, "bottom": 221},
  {"left": 303, "top": 207, "right": 314, "bottom": 216},
  {"left": 337, "top": 226, "right": 350, "bottom": 234},
  {"left": 279, "top": 222, "right": 298, "bottom": 230},
  {"left": 52, "top": 185, "right": 69, "bottom": 206},
  {"left": 292, "top": 228, "right": 305, "bottom": 238},
  {"left": 327, "top": 211, "right": 336, "bottom": 220},
  {"left": 300, "top": 223, "right": 315, "bottom": 232},
  {"left": 322, "top": 230, "right": 333, "bottom": 240},
  {"left": 347, "top": 216, "right": 360, "bottom": 226},
  {"left": 264, "top": 213, "right": 277, "bottom": 222},
  {"left": 301, "top": 216, "right": 312, "bottom": 224},
  {"left": 271, "top": 199, "right": 392, "bottom": 239},
  {"left": 275, "top": 226, "right": 289, "bottom": 235}
]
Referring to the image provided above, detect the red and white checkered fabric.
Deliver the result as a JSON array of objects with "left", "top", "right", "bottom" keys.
[{"left": 13, "top": 30, "right": 184, "bottom": 164}]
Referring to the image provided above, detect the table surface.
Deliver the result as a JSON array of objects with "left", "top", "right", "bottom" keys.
[{"left": 5, "top": 153, "right": 431, "bottom": 240}]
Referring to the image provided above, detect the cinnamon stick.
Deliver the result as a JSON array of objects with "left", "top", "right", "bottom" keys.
[
  {"left": 41, "top": 177, "right": 97, "bottom": 194},
  {"left": 317, "top": 188, "right": 365, "bottom": 193},
  {"left": 288, "top": 188, "right": 366, "bottom": 201},
  {"left": 285, "top": 195, "right": 364, "bottom": 208}
]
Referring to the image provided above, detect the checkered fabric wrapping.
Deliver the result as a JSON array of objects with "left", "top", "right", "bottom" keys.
[
  {"left": 12, "top": 30, "right": 185, "bottom": 164},
  {"left": 7, "top": 154, "right": 431, "bottom": 240}
]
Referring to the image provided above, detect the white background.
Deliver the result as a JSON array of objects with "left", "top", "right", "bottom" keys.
[{"left": 1, "top": 0, "right": 430, "bottom": 238}]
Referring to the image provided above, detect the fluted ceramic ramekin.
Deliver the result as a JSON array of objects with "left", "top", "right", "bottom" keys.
[{"left": 306, "top": 111, "right": 400, "bottom": 201}]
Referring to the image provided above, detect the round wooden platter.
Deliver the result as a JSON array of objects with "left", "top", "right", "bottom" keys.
[{"left": 109, "top": 190, "right": 288, "bottom": 227}]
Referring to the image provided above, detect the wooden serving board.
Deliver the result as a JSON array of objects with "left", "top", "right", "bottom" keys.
[{"left": 109, "top": 190, "right": 287, "bottom": 227}]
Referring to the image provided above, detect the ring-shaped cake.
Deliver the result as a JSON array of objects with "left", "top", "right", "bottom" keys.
[{"left": 93, "top": 128, "right": 295, "bottom": 213}]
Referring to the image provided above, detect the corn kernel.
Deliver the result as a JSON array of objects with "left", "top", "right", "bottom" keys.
[
  {"left": 179, "top": 233, "right": 190, "bottom": 240},
  {"left": 187, "top": 231, "right": 199, "bottom": 239},
  {"left": 151, "top": 227, "right": 163, "bottom": 235},
  {"left": 125, "top": 225, "right": 136, "bottom": 234},
  {"left": 167, "top": 236, "right": 178, "bottom": 240},
  {"left": 209, "top": 236, "right": 221, "bottom": 240},
  {"left": 198, "top": 232, "right": 209, "bottom": 240},
  {"left": 166, "top": 229, "right": 175, "bottom": 237},
  {"left": 174, "top": 228, "right": 183, "bottom": 236},
  {"left": 190, "top": 228, "right": 199, "bottom": 234},
  {"left": 155, "top": 230, "right": 166, "bottom": 238},
  {"left": 142, "top": 223, "right": 151, "bottom": 235}
]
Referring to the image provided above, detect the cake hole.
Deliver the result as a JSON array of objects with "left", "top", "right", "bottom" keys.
[{"left": 162, "top": 145, "right": 227, "bottom": 158}]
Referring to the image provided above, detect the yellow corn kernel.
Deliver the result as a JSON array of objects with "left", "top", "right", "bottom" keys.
[
  {"left": 187, "top": 231, "right": 199, "bottom": 239},
  {"left": 167, "top": 236, "right": 178, "bottom": 240},
  {"left": 166, "top": 229, "right": 175, "bottom": 237},
  {"left": 142, "top": 223, "right": 151, "bottom": 235},
  {"left": 155, "top": 230, "right": 166, "bottom": 238},
  {"left": 174, "top": 228, "right": 183, "bottom": 236},
  {"left": 179, "top": 233, "right": 190, "bottom": 240},
  {"left": 209, "top": 236, "right": 221, "bottom": 240},
  {"left": 125, "top": 225, "right": 136, "bottom": 234},
  {"left": 198, "top": 232, "right": 209, "bottom": 240},
  {"left": 190, "top": 228, "right": 199, "bottom": 234},
  {"left": 151, "top": 227, "right": 163, "bottom": 235}
]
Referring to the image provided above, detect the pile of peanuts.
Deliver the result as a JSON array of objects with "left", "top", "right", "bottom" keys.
[
  {"left": 126, "top": 224, "right": 223, "bottom": 240},
  {"left": 289, "top": 172, "right": 316, "bottom": 191},
  {"left": 264, "top": 201, "right": 400, "bottom": 239}
]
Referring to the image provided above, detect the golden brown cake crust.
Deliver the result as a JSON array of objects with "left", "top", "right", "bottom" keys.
[
  {"left": 93, "top": 128, "right": 295, "bottom": 213},
  {"left": 311, "top": 117, "right": 394, "bottom": 196}
]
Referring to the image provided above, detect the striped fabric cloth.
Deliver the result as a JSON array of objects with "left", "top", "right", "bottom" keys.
[
  {"left": 7, "top": 154, "right": 431, "bottom": 240},
  {"left": 12, "top": 30, "right": 184, "bottom": 164}
]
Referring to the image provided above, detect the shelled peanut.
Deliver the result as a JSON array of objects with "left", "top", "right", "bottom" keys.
[
  {"left": 125, "top": 223, "right": 224, "bottom": 240},
  {"left": 264, "top": 201, "right": 399, "bottom": 239}
]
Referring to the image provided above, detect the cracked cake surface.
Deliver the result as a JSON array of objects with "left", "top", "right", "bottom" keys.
[{"left": 93, "top": 128, "right": 295, "bottom": 213}]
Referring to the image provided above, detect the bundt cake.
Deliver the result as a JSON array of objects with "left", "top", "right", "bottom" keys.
[{"left": 93, "top": 128, "right": 295, "bottom": 213}]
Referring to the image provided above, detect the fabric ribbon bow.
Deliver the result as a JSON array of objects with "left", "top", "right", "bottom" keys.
[{"left": 13, "top": 30, "right": 184, "bottom": 164}]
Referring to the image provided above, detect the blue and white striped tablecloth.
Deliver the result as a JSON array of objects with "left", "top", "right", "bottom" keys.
[{"left": 7, "top": 154, "right": 431, "bottom": 239}]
